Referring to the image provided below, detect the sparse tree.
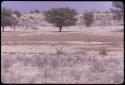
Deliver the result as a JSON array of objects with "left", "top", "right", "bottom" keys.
[
  {"left": 1, "top": 7, "right": 12, "bottom": 32},
  {"left": 1, "top": 7, "right": 19, "bottom": 32},
  {"left": 11, "top": 18, "right": 19, "bottom": 31},
  {"left": 111, "top": 1, "right": 124, "bottom": 20},
  {"left": 30, "top": 11, "right": 33, "bottom": 14},
  {"left": 112, "top": 1, "right": 124, "bottom": 10},
  {"left": 34, "top": 9, "right": 40, "bottom": 13},
  {"left": 13, "top": 10, "right": 21, "bottom": 18},
  {"left": 44, "top": 7, "right": 77, "bottom": 32},
  {"left": 83, "top": 12, "right": 94, "bottom": 27}
]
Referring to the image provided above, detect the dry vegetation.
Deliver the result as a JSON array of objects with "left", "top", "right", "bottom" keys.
[
  {"left": 1, "top": 1, "right": 124, "bottom": 83},
  {"left": 1, "top": 51, "right": 123, "bottom": 84},
  {"left": 1, "top": 26, "right": 124, "bottom": 84}
]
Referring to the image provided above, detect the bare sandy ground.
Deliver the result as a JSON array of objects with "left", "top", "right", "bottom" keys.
[
  {"left": 1, "top": 44, "right": 123, "bottom": 54},
  {"left": 1, "top": 26, "right": 123, "bottom": 46},
  {"left": 1, "top": 25, "right": 123, "bottom": 33}
]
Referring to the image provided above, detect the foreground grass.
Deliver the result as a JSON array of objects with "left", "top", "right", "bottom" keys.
[{"left": 1, "top": 52, "right": 123, "bottom": 84}]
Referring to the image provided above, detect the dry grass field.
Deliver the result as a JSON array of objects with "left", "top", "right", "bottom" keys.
[{"left": 1, "top": 26, "right": 124, "bottom": 84}]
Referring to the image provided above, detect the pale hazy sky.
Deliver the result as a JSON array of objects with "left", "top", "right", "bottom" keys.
[{"left": 2, "top": 1, "right": 113, "bottom": 13}]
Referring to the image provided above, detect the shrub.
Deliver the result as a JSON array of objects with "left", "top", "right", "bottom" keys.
[
  {"left": 31, "top": 27, "right": 38, "bottom": 30},
  {"left": 42, "top": 66, "right": 56, "bottom": 80},
  {"left": 50, "top": 57, "right": 59, "bottom": 69},
  {"left": 87, "top": 56, "right": 106, "bottom": 73},
  {"left": 9, "top": 52, "right": 15, "bottom": 55},
  {"left": 32, "top": 56, "right": 45, "bottom": 68},
  {"left": 1, "top": 56, "right": 15, "bottom": 72},
  {"left": 99, "top": 47, "right": 107, "bottom": 56},
  {"left": 83, "top": 12, "right": 94, "bottom": 27},
  {"left": 70, "top": 70, "right": 81, "bottom": 80},
  {"left": 55, "top": 47, "right": 63, "bottom": 57},
  {"left": 112, "top": 72, "right": 123, "bottom": 83},
  {"left": 34, "top": 9, "right": 40, "bottom": 13}
]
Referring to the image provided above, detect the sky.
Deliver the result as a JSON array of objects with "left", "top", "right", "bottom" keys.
[{"left": 2, "top": 1, "right": 113, "bottom": 13}]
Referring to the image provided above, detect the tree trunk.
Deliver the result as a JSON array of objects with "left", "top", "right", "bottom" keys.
[
  {"left": 14, "top": 26, "right": 15, "bottom": 31},
  {"left": 59, "top": 26, "right": 62, "bottom": 32},
  {"left": 2, "top": 26, "right": 4, "bottom": 32}
]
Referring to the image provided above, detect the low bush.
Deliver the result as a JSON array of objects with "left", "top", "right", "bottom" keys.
[{"left": 99, "top": 47, "right": 107, "bottom": 56}]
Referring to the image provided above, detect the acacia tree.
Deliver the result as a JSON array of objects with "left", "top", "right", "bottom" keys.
[
  {"left": 44, "top": 7, "right": 77, "bottom": 32},
  {"left": 112, "top": 1, "right": 124, "bottom": 10},
  {"left": 30, "top": 10, "right": 40, "bottom": 14},
  {"left": 13, "top": 10, "right": 21, "bottom": 30},
  {"left": 83, "top": 12, "right": 94, "bottom": 27},
  {"left": 111, "top": 1, "right": 124, "bottom": 20},
  {"left": 30, "top": 11, "right": 33, "bottom": 14},
  {"left": 1, "top": 7, "right": 12, "bottom": 32},
  {"left": 34, "top": 10, "right": 40, "bottom": 13},
  {"left": 11, "top": 18, "right": 19, "bottom": 31},
  {"left": 13, "top": 10, "right": 21, "bottom": 18},
  {"left": 1, "top": 7, "right": 19, "bottom": 32}
]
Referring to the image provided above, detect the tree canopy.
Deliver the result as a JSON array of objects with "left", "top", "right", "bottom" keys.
[
  {"left": 1, "top": 7, "right": 19, "bottom": 32},
  {"left": 34, "top": 10, "right": 40, "bottom": 13},
  {"left": 111, "top": 1, "right": 124, "bottom": 20},
  {"left": 1, "top": 7, "right": 13, "bottom": 27},
  {"left": 44, "top": 7, "right": 78, "bottom": 32},
  {"left": 13, "top": 10, "right": 21, "bottom": 17},
  {"left": 112, "top": 1, "right": 124, "bottom": 10},
  {"left": 83, "top": 12, "right": 94, "bottom": 27}
]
